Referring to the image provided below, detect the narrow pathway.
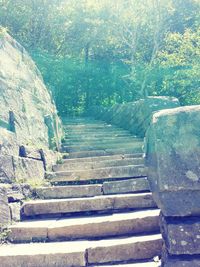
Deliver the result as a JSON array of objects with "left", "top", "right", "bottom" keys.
[{"left": 0, "top": 118, "right": 162, "bottom": 267}]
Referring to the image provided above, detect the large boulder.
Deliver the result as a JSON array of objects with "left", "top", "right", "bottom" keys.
[
  {"left": 0, "top": 32, "right": 63, "bottom": 154},
  {"left": 146, "top": 105, "right": 200, "bottom": 217}
]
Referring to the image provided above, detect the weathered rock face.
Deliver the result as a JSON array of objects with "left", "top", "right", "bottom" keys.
[
  {"left": 90, "top": 96, "right": 180, "bottom": 137},
  {"left": 0, "top": 32, "right": 63, "bottom": 227},
  {"left": 0, "top": 187, "right": 11, "bottom": 227},
  {"left": 146, "top": 105, "right": 200, "bottom": 217},
  {"left": 0, "top": 32, "right": 63, "bottom": 152}
]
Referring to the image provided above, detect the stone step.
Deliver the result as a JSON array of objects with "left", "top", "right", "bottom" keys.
[
  {"left": 9, "top": 209, "right": 160, "bottom": 242},
  {"left": 22, "top": 193, "right": 157, "bottom": 218},
  {"left": 53, "top": 158, "right": 144, "bottom": 172},
  {"left": 65, "top": 132, "right": 132, "bottom": 139},
  {"left": 63, "top": 137, "right": 142, "bottom": 145},
  {"left": 36, "top": 184, "right": 103, "bottom": 199},
  {"left": 64, "top": 135, "right": 138, "bottom": 142},
  {"left": 67, "top": 148, "right": 144, "bottom": 158},
  {"left": 0, "top": 234, "right": 162, "bottom": 267},
  {"left": 62, "top": 141, "right": 143, "bottom": 153},
  {"left": 62, "top": 153, "right": 143, "bottom": 163},
  {"left": 64, "top": 124, "right": 115, "bottom": 130},
  {"left": 50, "top": 165, "right": 146, "bottom": 183},
  {"left": 65, "top": 128, "right": 129, "bottom": 134},
  {"left": 93, "top": 262, "right": 160, "bottom": 267},
  {"left": 35, "top": 178, "right": 149, "bottom": 199},
  {"left": 103, "top": 178, "right": 150, "bottom": 195}
]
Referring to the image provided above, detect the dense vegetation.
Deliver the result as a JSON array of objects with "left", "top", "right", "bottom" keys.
[{"left": 0, "top": 0, "right": 200, "bottom": 115}]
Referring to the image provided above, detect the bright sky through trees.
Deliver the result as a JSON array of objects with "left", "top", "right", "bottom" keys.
[{"left": 0, "top": 0, "right": 199, "bottom": 115}]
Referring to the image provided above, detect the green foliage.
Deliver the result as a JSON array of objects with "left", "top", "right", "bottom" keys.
[{"left": 0, "top": 0, "right": 199, "bottom": 113}]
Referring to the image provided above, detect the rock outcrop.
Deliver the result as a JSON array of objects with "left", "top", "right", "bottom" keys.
[
  {"left": 0, "top": 32, "right": 63, "bottom": 227},
  {"left": 0, "top": 32, "right": 62, "bottom": 153}
]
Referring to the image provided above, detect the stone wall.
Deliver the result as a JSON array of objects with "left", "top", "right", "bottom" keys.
[
  {"left": 0, "top": 32, "right": 63, "bottom": 228},
  {"left": 90, "top": 96, "right": 180, "bottom": 137},
  {"left": 146, "top": 106, "right": 200, "bottom": 266}
]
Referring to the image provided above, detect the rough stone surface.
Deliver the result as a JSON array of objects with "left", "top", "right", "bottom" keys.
[
  {"left": 0, "top": 155, "right": 15, "bottom": 183},
  {"left": 13, "top": 157, "right": 45, "bottom": 183},
  {"left": 103, "top": 178, "right": 149, "bottom": 194},
  {"left": 0, "top": 128, "right": 19, "bottom": 156},
  {"left": 48, "top": 210, "right": 160, "bottom": 241},
  {"left": 9, "top": 210, "right": 160, "bottom": 242},
  {"left": 36, "top": 184, "right": 103, "bottom": 199},
  {"left": 22, "top": 193, "right": 157, "bottom": 217},
  {"left": 87, "top": 234, "right": 162, "bottom": 264},
  {"left": 160, "top": 214, "right": 200, "bottom": 255},
  {"left": 0, "top": 186, "right": 10, "bottom": 227},
  {"left": 53, "top": 157, "right": 144, "bottom": 172},
  {"left": 51, "top": 165, "right": 146, "bottom": 182},
  {"left": 9, "top": 202, "right": 21, "bottom": 222},
  {"left": 0, "top": 32, "right": 62, "bottom": 158},
  {"left": 163, "top": 258, "right": 200, "bottom": 267},
  {"left": 0, "top": 241, "right": 86, "bottom": 267},
  {"left": 146, "top": 106, "right": 200, "bottom": 217}
]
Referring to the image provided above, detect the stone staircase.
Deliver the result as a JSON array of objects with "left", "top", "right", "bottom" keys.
[{"left": 0, "top": 118, "right": 162, "bottom": 267}]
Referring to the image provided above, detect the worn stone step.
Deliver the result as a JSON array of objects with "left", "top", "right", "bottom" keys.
[
  {"left": 67, "top": 148, "right": 144, "bottom": 158},
  {"left": 62, "top": 153, "right": 143, "bottom": 163},
  {"left": 62, "top": 141, "right": 143, "bottom": 153},
  {"left": 63, "top": 137, "right": 142, "bottom": 145},
  {"left": 65, "top": 128, "right": 129, "bottom": 134},
  {"left": 50, "top": 165, "right": 146, "bottom": 183},
  {"left": 35, "top": 177, "right": 149, "bottom": 199},
  {"left": 64, "top": 135, "right": 138, "bottom": 142},
  {"left": 0, "top": 234, "right": 162, "bottom": 267},
  {"left": 53, "top": 158, "right": 144, "bottom": 172},
  {"left": 9, "top": 209, "right": 160, "bottom": 242},
  {"left": 87, "top": 234, "right": 162, "bottom": 264},
  {"left": 64, "top": 124, "right": 115, "bottom": 130},
  {"left": 93, "top": 262, "right": 160, "bottom": 267},
  {"left": 103, "top": 178, "right": 150, "bottom": 195},
  {"left": 0, "top": 241, "right": 86, "bottom": 267},
  {"left": 65, "top": 132, "right": 132, "bottom": 139},
  {"left": 36, "top": 184, "right": 103, "bottom": 199},
  {"left": 22, "top": 193, "right": 157, "bottom": 217}
]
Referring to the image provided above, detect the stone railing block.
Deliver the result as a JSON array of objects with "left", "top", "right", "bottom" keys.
[{"left": 146, "top": 105, "right": 200, "bottom": 217}]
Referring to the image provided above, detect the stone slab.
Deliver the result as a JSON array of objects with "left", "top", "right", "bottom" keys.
[
  {"left": 0, "top": 241, "right": 86, "bottom": 267},
  {"left": 93, "top": 263, "right": 160, "bottom": 267},
  {"left": 9, "top": 209, "right": 159, "bottom": 242},
  {"left": 87, "top": 234, "right": 162, "bottom": 264},
  {"left": 160, "top": 215, "right": 200, "bottom": 255},
  {"left": 22, "top": 193, "right": 157, "bottom": 217},
  {"left": 63, "top": 141, "right": 143, "bottom": 153},
  {"left": 146, "top": 106, "right": 200, "bottom": 217},
  {"left": 53, "top": 158, "right": 144, "bottom": 172},
  {"left": 62, "top": 153, "right": 143, "bottom": 163},
  {"left": 51, "top": 165, "right": 146, "bottom": 182},
  {"left": 67, "top": 147, "right": 143, "bottom": 158},
  {"left": 152, "top": 190, "right": 200, "bottom": 217},
  {"left": 103, "top": 178, "right": 149, "bottom": 194},
  {"left": 36, "top": 184, "right": 103, "bottom": 199},
  {"left": 163, "top": 258, "right": 200, "bottom": 267}
]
